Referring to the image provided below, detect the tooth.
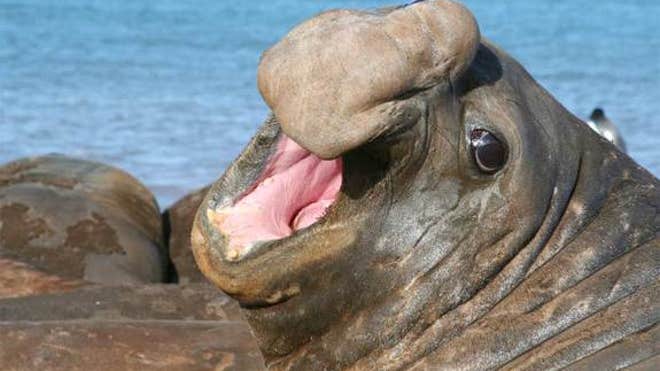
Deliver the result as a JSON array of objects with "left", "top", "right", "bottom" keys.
[
  {"left": 206, "top": 208, "right": 226, "bottom": 227},
  {"left": 227, "top": 248, "right": 240, "bottom": 261}
]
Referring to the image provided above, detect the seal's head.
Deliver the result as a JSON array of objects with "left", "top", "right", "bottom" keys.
[{"left": 192, "top": 1, "right": 658, "bottom": 369}]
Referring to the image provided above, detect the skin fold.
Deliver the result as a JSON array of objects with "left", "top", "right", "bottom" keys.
[{"left": 192, "top": 1, "right": 659, "bottom": 369}]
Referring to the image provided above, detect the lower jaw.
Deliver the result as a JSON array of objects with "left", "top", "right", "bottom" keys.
[{"left": 192, "top": 206, "right": 360, "bottom": 308}]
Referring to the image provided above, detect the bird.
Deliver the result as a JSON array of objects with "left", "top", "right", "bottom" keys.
[{"left": 586, "top": 107, "right": 627, "bottom": 152}]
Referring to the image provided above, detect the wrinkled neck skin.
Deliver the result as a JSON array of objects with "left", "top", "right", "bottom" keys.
[{"left": 228, "top": 42, "right": 658, "bottom": 370}]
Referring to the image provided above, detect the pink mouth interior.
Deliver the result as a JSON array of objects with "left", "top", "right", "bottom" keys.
[{"left": 215, "top": 134, "right": 342, "bottom": 252}]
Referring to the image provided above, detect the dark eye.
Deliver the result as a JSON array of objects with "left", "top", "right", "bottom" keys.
[{"left": 470, "top": 129, "right": 507, "bottom": 173}]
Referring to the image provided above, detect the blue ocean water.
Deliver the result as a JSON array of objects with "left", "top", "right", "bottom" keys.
[{"left": 1, "top": 0, "right": 659, "bottom": 207}]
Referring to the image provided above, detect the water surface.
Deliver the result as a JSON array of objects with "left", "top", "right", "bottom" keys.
[{"left": 2, "top": 0, "right": 658, "bottom": 207}]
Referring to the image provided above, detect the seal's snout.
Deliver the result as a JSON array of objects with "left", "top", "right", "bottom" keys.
[{"left": 257, "top": 0, "right": 480, "bottom": 159}]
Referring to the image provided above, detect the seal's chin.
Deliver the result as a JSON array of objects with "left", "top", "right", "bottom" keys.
[{"left": 209, "top": 134, "right": 343, "bottom": 258}]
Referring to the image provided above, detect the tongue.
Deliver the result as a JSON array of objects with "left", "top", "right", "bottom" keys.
[{"left": 215, "top": 135, "right": 342, "bottom": 252}]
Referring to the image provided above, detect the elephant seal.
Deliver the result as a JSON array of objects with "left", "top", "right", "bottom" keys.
[
  {"left": 0, "top": 155, "right": 167, "bottom": 285},
  {"left": 163, "top": 185, "right": 211, "bottom": 283},
  {"left": 192, "top": 1, "right": 659, "bottom": 369},
  {"left": 587, "top": 107, "right": 627, "bottom": 152}
]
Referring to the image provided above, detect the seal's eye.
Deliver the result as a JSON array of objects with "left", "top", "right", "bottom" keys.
[{"left": 470, "top": 129, "right": 507, "bottom": 173}]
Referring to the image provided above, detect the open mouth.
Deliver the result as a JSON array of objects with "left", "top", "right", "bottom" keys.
[{"left": 209, "top": 133, "right": 343, "bottom": 259}]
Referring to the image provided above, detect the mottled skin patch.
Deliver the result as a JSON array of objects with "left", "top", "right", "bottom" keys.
[
  {"left": 63, "top": 213, "right": 123, "bottom": 255},
  {"left": 0, "top": 258, "right": 85, "bottom": 299},
  {"left": 0, "top": 321, "right": 265, "bottom": 371},
  {"left": 0, "top": 283, "right": 244, "bottom": 322},
  {"left": 0, "top": 203, "right": 54, "bottom": 250},
  {"left": 0, "top": 155, "right": 166, "bottom": 286},
  {"left": 0, "top": 283, "right": 264, "bottom": 370}
]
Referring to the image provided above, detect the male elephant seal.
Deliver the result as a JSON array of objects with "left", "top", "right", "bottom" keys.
[
  {"left": 192, "top": 1, "right": 659, "bottom": 369},
  {"left": 0, "top": 155, "right": 167, "bottom": 285}
]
